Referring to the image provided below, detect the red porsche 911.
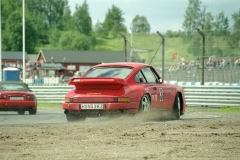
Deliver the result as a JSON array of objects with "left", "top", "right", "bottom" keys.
[
  {"left": 0, "top": 81, "right": 37, "bottom": 115},
  {"left": 62, "top": 62, "right": 186, "bottom": 121}
]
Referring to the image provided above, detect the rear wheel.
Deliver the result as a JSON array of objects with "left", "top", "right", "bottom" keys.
[
  {"left": 17, "top": 110, "right": 25, "bottom": 115},
  {"left": 139, "top": 94, "right": 151, "bottom": 113},
  {"left": 172, "top": 93, "right": 181, "bottom": 119}
]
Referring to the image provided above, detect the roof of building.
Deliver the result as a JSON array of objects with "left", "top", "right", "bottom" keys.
[
  {"left": 38, "top": 50, "right": 126, "bottom": 63},
  {"left": 2, "top": 51, "right": 29, "bottom": 60},
  {"left": 42, "top": 63, "right": 66, "bottom": 70},
  {"left": 28, "top": 54, "right": 38, "bottom": 63}
]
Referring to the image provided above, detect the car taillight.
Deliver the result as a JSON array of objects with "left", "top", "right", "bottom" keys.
[
  {"left": 114, "top": 97, "right": 130, "bottom": 103},
  {"left": 0, "top": 94, "right": 7, "bottom": 99},
  {"left": 26, "top": 95, "right": 36, "bottom": 99},
  {"left": 65, "top": 98, "right": 73, "bottom": 103}
]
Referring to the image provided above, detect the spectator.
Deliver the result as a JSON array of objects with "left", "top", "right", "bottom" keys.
[
  {"left": 226, "top": 59, "right": 231, "bottom": 69},
  {"left": 180, "top": 56, "right": 184, "bottom": 64},
  {"left": 60, "top": 74, "right": 65, "bottom": 83},
  {"left": 219, "top": 59, "right": 226, "bottom": 69},
  {"left": 234, "top": 58, "right": 239, "bottom": 68}
]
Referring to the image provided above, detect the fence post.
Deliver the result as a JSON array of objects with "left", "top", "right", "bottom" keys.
[
  {"left": 197, "top": 29, "right": 205, "bottom": 85},
  {"left": 157, "top": 31, "right": 165, "bottom": 80}
]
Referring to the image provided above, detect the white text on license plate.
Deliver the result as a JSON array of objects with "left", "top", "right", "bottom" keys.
[
  {"left": 10, "top": 97, "right": 24, "bottom": 100},
  {"left": 81, "top": 104, "right": 104, "bottom": 109}
]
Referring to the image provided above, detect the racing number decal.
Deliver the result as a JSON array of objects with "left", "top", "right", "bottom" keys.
[{"left": 159, "top": 88, "right": 163, "bottom": 101}]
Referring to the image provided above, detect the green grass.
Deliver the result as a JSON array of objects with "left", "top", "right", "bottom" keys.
[
  {"left": 38, "top": 33, "right": 239, "bottom": 67},
  {"left": 94, "top": 34, "right": 161, "bottom": 66},
  {"left": 93, "top": 34, "right": 201, "bottom": 67},
  {"left": 188, "top": 106, "right": 240, "bottom": 113},
  {"left": 218, "top": 106, "right": 240, "bottom": 113},
  {"left": 38, "top": 102, "right": 62, "bottom": 109}
]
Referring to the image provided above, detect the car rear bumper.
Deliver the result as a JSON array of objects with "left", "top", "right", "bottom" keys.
[
  {"left": 62, "top": 102, "right": 139, "bottom": 115},
  {"left": 0, "top": 101, "right": 37, "bottom": 111}
]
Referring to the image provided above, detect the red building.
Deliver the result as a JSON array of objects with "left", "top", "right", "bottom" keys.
[
  {"left": 2, "top": 51, "right": 29, "bottom": 69},
  {"left": 35, "top": 50, "right": 127, "bottom": 78}
]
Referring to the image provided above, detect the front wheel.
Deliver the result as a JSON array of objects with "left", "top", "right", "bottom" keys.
[
  {"left": 139, "top": 94, "right": 151, "bottom": 113},
  {"left": 172, "top": 93, "right": 181, "bottom": 120}
]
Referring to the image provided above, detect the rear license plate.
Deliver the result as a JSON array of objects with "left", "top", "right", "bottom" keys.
[
  {"left": 81, "top": 104, "right": 104, "bottom": 109},
  {"left": 10, "top": 97, "right": 24, "bottom": 100}
]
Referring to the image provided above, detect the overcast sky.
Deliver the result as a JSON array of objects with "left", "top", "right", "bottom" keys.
[{"left": 68, "top": 0, "right": 240, "bottom": 33}]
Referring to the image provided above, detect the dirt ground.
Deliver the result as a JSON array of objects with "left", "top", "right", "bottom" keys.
[{"left": 0, "top": 109, "right": 240, "bottom": 160}]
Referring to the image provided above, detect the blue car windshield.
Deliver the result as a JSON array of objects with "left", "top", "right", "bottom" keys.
[{"left": 84, "top": 67, "right": 134, "bottom": 79}]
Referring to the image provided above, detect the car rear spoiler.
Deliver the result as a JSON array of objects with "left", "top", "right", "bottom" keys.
[{"left": 68, "top": 77, "right": 127, "bottom": 90}]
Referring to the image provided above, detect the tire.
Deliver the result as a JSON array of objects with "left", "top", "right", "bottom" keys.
[
  {"left": 66, "top": 113, "right": 86, "bottom": 122},
  {"left": 17, "top": 110, "right": 25, "bottom": 115},
  {"left": 139, "top": 94, "right": 151, "bottom": 113},
  {"left": 29, "top": 110, "right": 37, "bottom": 115},
  {"left": 172, "top": 93, "right": 181, "bottom": 120}
]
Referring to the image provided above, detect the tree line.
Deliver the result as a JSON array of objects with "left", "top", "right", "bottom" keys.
[
  {"left": 1, "top": 0, "right": 150, "bottom": 54},
  {"left": 1, "top": 0, "right": 239, "bottom": 57},
  {"left": 167, "top": 0, "right": 240, "bottom": 57}
]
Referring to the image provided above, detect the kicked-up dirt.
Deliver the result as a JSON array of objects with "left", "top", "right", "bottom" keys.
[{"left": 0, "top": 109, "right": 240, "bottom": 160}]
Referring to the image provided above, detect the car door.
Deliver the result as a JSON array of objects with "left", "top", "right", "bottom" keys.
[
  {"left": 139, "top": 67, "right": 161, "bottom": 108},
  {"left": 141, "top": 67, "right": 173, "bottom": 109}
]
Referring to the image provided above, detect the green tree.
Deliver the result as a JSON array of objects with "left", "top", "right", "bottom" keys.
[
  {"left": 102, "top": 5, "right": 126, "bottom": 37},
  {"left": 226, "top": 9, "right": 240, "bottom": 54},
  {"left": 202, "top": 12, "right": 218, "bottom": 57},
  {"left": 182, "top": 0, "right": 204, "bottom": 57},
  {"left": 165, "top": 30, "right": 181, "bottom": 37},
  {"left": 72, "top": 0, "right": 92, "bottom": 35},
  {"left": 26, "top": 0, "right": 68, "bottom": 29},
  {"left": 2, "top": 10, "right": 37, "bottom": 54},
  {"left": 213, "top": 11, "right": 229, "bottom": 36},
  {"left": 60, "top": 5, "right": 73, "bottom": 31},
  {"left": 186, "top": 36, "right": 202, "bottom": 57},
  {"left": 232, "top": 9, "right": 240, "bottom": 30},
  {"left": 25, "top": 0, "right": 69, "bottom": 45},
  {"left": 182, "top": 0, "right": 202, "bottom": 34},
  {"left": 49, "top": 28, "right": 62, "bottom": 47},
  {"left": 59, "top": 31, "right": 92, "bottom": 50},
  {"left": 25, "top": 9, "right": 49, "bottom": 45},
  {"left": 203, "top": 12, "right": 214, "bottom": 31},
  {"left": 1, "top": 0, "right": 22, "bottom": 29},
  {"left": 93, "top": 20, "right": 104, "bottom": 36},
  {"left": 132, "top": 15, "right": 150, "bottom": 34}
]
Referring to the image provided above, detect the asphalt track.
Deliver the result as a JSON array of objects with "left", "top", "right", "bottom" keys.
[{"left": 0, "top": 108, "right": 221, "bottom": 125}]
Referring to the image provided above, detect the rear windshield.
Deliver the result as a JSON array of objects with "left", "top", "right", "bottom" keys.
[
  {"left": 0, "top": 83, "right": 29, "bottom": 91},
  {"left": 84, "top": 67, "right": 134, "bottom": 79}
]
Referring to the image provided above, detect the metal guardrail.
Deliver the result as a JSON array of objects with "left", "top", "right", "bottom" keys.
[
  {"left": 30, "top": 85, "right": 74, "bottom": 103},
  {"left": 183, "top": 85, "right": 240, "bottom": 107},
  {"left": 30, "top": 85, "right": 240, "bottom": 107}
]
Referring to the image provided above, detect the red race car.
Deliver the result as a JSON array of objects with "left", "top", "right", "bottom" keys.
[
  {"left": 62, "top": 62, "right": 186, "bottom": 121},
  {"left": 0, "top": 81, "right": 37, "bottom": 115}
]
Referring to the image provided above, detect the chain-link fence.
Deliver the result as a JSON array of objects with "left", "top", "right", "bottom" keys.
[
  {"left": 163, "top": 66, "right": 240, "bottom": 83},
  {"left": 132, "top": 29, "right": 240, "bottom": 83}
]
